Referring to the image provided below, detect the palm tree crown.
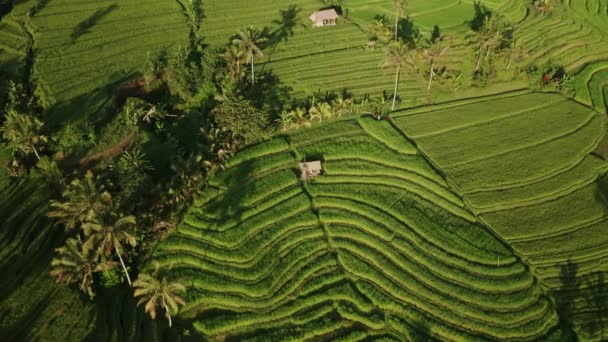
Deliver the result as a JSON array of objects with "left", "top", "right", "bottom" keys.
[
  {"left": 50, "top": 237, "right": 114, "bottom": 298},
  {"left": 0, "top": 110, "right": 47, "bottom": 160},
  {"left": 232, "top": 25, "right": 268, "bottom": 85},
  {"left": 48, "top": 171, "right": 111, "bottom": 231},
  {"left": 133, "top": 266, "right": 186, "bottom": 328},
  {"left": 83, "top": 214, "right": 137, "bottom": 286}
]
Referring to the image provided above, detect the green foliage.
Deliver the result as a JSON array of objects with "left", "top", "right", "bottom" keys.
[
  {"left": 114, "top": 147, "right": 154, "bottom": 203},
  {"left": 0, "top": 109, "right": 47, "bottom": 160},
  {"left": 211, "top": 97, "right": 270, "bottom": 144},
  {"left": 52, "top": 121, "right": 96, "bottom": 157},
  {"left": 99, "top": 267, "right": 124, "bottom": 288}
]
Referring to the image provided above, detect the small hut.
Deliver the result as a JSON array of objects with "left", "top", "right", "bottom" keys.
[
  {"left": 299, "top": 160, "right": 323, "bottom": 181},
  {"left": 309, "top": 9, "right": 339, "bottom": 28}
]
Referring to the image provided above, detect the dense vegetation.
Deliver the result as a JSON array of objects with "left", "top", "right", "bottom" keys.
[{"left": 0, "top": 0, "right": 607, "bottom": 340}]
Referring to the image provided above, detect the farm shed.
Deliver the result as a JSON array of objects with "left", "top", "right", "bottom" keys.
[
  {"left": 299, "top": 161, "right": 323, "bottom": 181},
  {"left": 309, "top": 9, "right": 338, "bottom": 27}
]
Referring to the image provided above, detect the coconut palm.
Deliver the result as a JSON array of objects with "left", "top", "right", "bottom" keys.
[
  {"left": 83, "top": 214, "right": 137, "bottom": 286},
  {"left": 232, "top": 25, "right": 268, "bottom": 85},
  {"left": 50, "top": 237, "right": 114, "bottom": 298},
  {"left": 133, "top": 265, "right": 186, "bottom": 328},
  {"left": 309, "top": 102, "right": 333, "bottom": 123},
  {"left": 421, "top": 34, "right": 451, "bottom": 91},
  {"left": 470, "top": 16, "right": 504, "bottom": 72},
  {"left": 393, "top": 0, "right": 407, "bottom": 40},
  {"left": 48, "top": 171, "right": 111, "bottom": 231},
  {"left": 382, "top": 41, "right": 416, "bottom": 111},
  {"left": 222, "top": 44, "right": 244, "bottom": 81},
  {"left": 369, "top": 19, "right": 393, "bottom": 44},
  {"left": 0, "top": 110, "right": 47, "bottom": 160}
]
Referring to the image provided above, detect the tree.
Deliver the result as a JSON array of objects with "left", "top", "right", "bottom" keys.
[
  {"left": 470, "top": 16, "right": 506, "bottom": 72},
  {"left": 210, "top": 97, "right": 269, "bottom": 144},
  {"left": 83, "top": 215, "right": 137, "bottom": 286},
  {"left": 309, "top": 102, "right": 333, "bottom": 122},
  {"left": 232, "top": 25, "right": 268, "bottom": 85},
  {"left": 1, "top": 110, "right": 47, "bottom": 160},
  {"left": 504, "top": 38, "right": 527, "bottom": 70},
  {"left": 289, "top": 107, "right": 309, "bottom": 129},
  {"left": 393, "top": 0, "right": 407, "bottom": 40},
  {"left": 331, "top": 96, "right": 353, "bottom": 118},
  {"left": 421, "top": 33, "right": 451, "bottom": 91},
  {"left": 276, "top": 110, "right": 293, "bottom": 132},
  {"left": 369, "top": 19, "right": 393, "bottom": 44},
  {"left": 133, "top": 265, "right": 186, "bottom": 328},
  {"left": 50, "top": 237, "right": 114, "bottom": 298},
  {"left": 222, "top": 44, "right": 244, "bottom": 81},
  {"left": 382, "top": 41, "right": 416, "bottom": 111},
  {"left": 48, "top": 171, "right": 111, "bottom": 231}
]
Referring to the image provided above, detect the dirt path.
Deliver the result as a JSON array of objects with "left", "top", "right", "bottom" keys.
[{"left": 78, "top": 131, "right": 138, "bottom": 168}]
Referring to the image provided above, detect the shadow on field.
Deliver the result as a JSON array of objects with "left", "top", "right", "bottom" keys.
[
  {"left": 206, "top": 157, "right": 257, "bottom": 225},
  {"left": 30, "top": 0, "right": 51, "bottom": 17},
  {"left": 264, "top": 4, "right": 304, "bottom": 64},
  {"left": 71, "top": 4, "right": 118, "bottom": 42},
  {"left": 554, "top": 259, "right": 608, "bottom": 340},
  {"left": 467, "top": 1, "right": 492, "bottom": 32},
  {"left": 397, "top": 17, "right": 421, "bottom": 48}
]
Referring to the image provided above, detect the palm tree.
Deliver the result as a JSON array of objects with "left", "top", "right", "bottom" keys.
[
  {"left": 48, "top": 171, "right": 111, "bottom": 231},
  {"left": 504, "top": 38, "right": 527, "bottom": 70},
  {"left": 309, "top": 102, "right": 333, "bottom": 123},
  {"left": 0, "top": 110, "right": 47, "bottom": 160},
  {"left": 393, "top": 0, "right": 407, "bottom": 40},
  {"left": 382, "top": 41, "right": 416, "bottom": 111},
  {"left": 421, "top": 35, "right": 451, "bottom": 91},
  {"left": 133, "top": 265, "right": 186, "bottom": 328},
  {"left": 83, "top": 215, "right": 137, "bottom": 286},
  {"left": 222, "top": 44, "right": 244, "bottom": 81},
  {"left": 470, "top": 16, "right": 504, "bottom": 72},
  {"left": 369, "top": 20, "right": 392, "bottom": 44},
  {"left": 50, "top": 238, "right": 114, "bottom": 298},
  {"left": 232, "top": 26, "right": 268, "bottom": 85}
]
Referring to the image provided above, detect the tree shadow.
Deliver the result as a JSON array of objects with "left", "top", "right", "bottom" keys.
[
  {"left": 70, "top": 4, "right": 118, "bottom": 42},
  {"left": 397, "top": 17, "right": 421, "bottom": 47},
  {"left": 555, "top": 259, "right": 608, "bottom": 340},
  {"left": 30, "top": 0, "right": 51, "bottom": 17},
  {"left": 264, "top": 5, "right": 305, "bottom": 65},
  {"left": 240, "top": 69, "right": 293, "bottom": 121},
  {"left": 467, "top": 1, "right": 492, "bottom": 32},
  {"left": 270, "top": 4, "right": 303, "bottom": 46}
]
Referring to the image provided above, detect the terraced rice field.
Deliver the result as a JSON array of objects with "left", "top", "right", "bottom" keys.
[
  {"left": 514, "top": 0, "right": 608, "bottom": 112},
  {"left": 393, "top": 90, "right": 608, "bottom": 340},
  {"left": 153, "top": 117, "right": 561, "bottom": 340},
  {"left": 0, "top": 1, "right": 33, "bottom": 78},
  {"left": 28, "top": 0, "right": 190, "bottom": 118},
  {"left": 201, "top": 0, "right": 525, "bottom": 106}
]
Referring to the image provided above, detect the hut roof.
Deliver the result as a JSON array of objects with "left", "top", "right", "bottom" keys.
[
  {"left": 309, "top": 9, "right": 338, "bottom": 22},
  {"left": 300, "top": 161, "right": 322, "bottom": 172}
]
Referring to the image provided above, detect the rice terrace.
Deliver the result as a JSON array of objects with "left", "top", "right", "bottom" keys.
[{"left": 1, "top": 0, "right": 608, "bottom": 340}]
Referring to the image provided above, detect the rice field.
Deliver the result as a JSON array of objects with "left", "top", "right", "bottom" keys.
[
  {"left": 26, "top": 0, "right": 190, "bottom": 119},
  {"left": 393, "top": 91, "right": 608, "bottom": 340},
  {"left": 152, "top": 117, "right": 561, "bottom": 340}
]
